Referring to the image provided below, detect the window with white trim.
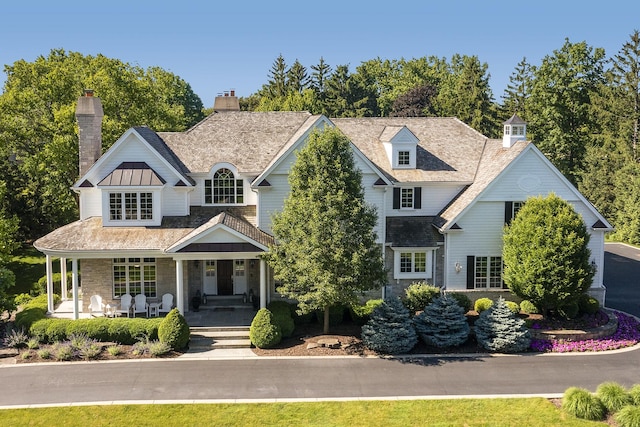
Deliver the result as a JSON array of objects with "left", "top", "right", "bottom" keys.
[
  {"left": 112, "top": 258, "right": 157, "bottom": 298},
  {"left": 205, "top": 260, "right": 216, "bottom": 277},
  {"left": 204, "top": 168, "right": 244, "bottom": 204},
  {"left": 401, "top": 188, "right": 413, "bottom": 209},
  {"left": 475, "top": 256, "right": 502, "bottom": 289},
  {"left": 109, "top": 192, "right": 153, "bottom": 221},
  {"left": 398, "top": 150, "right": 410, "bottom": 166},
  {"left": 395, "top": 250, "right": 432, "bottom": 279},
  {"left": 235, "top": 259, "right": 245, "bottom": 277}
]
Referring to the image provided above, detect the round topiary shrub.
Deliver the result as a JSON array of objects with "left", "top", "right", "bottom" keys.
[
  {"left": 505, "top": 300, "right": 520, "bottom": 315},
  {"left": 578, "top": 294, "right": 600, "bottom": 315},
  {"left": 562, "top": 387, "right": 606, "bottom": 421},
  {"left": 446, "top": 292, "right": 472, "bottom": 313},
  {"left": 596, "top": 381, "right": 632, "bottom": 414},
  {"left": 414, "top": 295, "right": 469, "bottom": 348},
  {"left": 474, "top": 297, "right": 531, "bottom": 353},
  {"left": 267, "top": 302, "right": 295, "bottom": 339},
  {"left": 519, "top": 300, "right": 539, "bottom": 314},
  {"left": 474, "top": 297, "right": 493, "bottom": 313},
  {"left": 402, "top": 282, "right": 441, "bottom": 315},
  {"left": 361, "top": 297, "right": 417, "bottom": 355},
  {"left": 158, "top": 308, "right": 190, "bottom": 350},
  {"left": 615, "top": 405, "right": 640, "bottom": 427},
  {"left": 250, "top": 308, "right": 282, "bottom": 349}
]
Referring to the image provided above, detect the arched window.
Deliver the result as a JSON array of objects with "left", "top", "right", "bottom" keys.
[{"left": 204, "top": 168, "right": 244, "bottom": 204}]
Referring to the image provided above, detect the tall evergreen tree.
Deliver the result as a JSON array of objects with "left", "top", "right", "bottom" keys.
[
  {"left": 501, "top": 57, "right": 533, "bottom": 118},
  {"left": 287, "top": 59, "right": 310, "bottom": 94},
  {"left": 263, "top": 54, "right": 288, "bottom": 98},
  {"left": 265, "top": 127, "right": 387, "bottom": 333},
  {"left": 526, "top": 39, "right": 606, "bottom": 183}
]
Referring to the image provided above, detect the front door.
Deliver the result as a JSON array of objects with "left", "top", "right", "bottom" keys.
[{"left": 217, "top": 260, "right": 234, "bottom": 295}]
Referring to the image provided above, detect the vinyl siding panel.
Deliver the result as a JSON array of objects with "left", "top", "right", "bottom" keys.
[{"left": 387, "top": 183, "right": 465, "bottom": 216}]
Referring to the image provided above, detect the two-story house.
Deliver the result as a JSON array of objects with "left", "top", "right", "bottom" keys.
[{"left": 34, "top": 91, "right": 613, "bottom": 318}]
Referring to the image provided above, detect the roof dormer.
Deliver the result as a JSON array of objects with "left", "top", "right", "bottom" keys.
[
  {"left": 503, "top": 114, "right": 527, "bottom": 148},
  {"left": 381, "top": 126, "right": 419, "bottom": 169}
]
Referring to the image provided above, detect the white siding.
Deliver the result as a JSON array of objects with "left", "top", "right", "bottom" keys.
[
  {"left": 79, "top": 188, "right": 102, "bottom": 220},
  {"left": 387, "top": 183, "right": 465, "bottom": 216},
  {"left": 192, "top": 228, "right": 247, "bottom": 244},
  {"left": 162, "top": 188, "right": 189, "bottom": 216},
  {"left": 446, "top": 201, "right": 505, "bottom": 291}
]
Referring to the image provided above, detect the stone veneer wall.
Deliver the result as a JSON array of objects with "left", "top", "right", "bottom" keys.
[
  {"left": 383, "top": 247, "right": 445, "bottom": 299},
  {"left": 79, "top": 259, "right": 113, "bottom": 311}
]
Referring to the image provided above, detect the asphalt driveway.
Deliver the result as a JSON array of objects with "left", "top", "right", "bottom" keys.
[{"left": 604, "top": 242, "right": 640, "bottom": 317}]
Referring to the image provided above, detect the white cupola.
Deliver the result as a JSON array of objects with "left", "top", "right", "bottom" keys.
[
  {"left": 381, "top": 126, "right": 419, "bottom": 169},
  {"left": 502, "top": 114, "right": 526, "bottom": 148}
]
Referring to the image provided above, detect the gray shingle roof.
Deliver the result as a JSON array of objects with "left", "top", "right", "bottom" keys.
[
  {"left": 157, "top": 111, "right": 317, "bottom": 175},
  {"left": 385, "top": 216, "right": 444, "bottom": 247},
  {"left": 134, "top": 126, "right": 194, "bottom": 185}
]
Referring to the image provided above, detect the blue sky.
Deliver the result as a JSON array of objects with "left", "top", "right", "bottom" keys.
[{"left": 2, "top": 1, "right": 639, "bottom": 107}]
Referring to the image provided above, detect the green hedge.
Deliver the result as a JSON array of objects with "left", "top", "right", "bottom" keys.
[
  {"left": 30, "top": 317, "right": 163, "bottom": 344},
  {"left": 15, "top": 294, "right": 60, "bottom": 330}
]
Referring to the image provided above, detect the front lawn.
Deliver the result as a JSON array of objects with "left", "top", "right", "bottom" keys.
[
  {"left": 0, "top": 399, "right": 605, "bottom": 426},
  {"left": 8, "top": 246, "right": 49, "bottom": 295}
]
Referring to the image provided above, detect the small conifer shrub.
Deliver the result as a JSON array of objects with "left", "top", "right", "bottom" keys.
[
  {"left": 414, "top": 296, "right": 469, "bottom": 348},
  {"left": 361, "top": 297, "right": 417, "bottom": 355},
  {"left": 474, "top": 297, "right": 531, "bottom": 353},
  {"left": 562, "top": 387, "right": 606, "bottom": 421},
  {"left": 473, "top": 297, "right": 493, "bottom": 313},
  {"left": 250, "top": 308, "right": 282, "bottom": 349},
  {"left": 519, "top": 300, "right": 539, "bottom": 314}
]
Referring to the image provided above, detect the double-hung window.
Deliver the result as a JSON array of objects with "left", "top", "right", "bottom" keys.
[
  {"left": 398, "top": 151, "right": 410, "bottom": 166},
  {"left": 467, "top": 256, "right": 503, "bottom": 289},
  {"left": 113, "top": 258, "right": 157, "bottom": 298},
  {"left": 393, "top": 187, "right": 422, "bottom": 210},
  {"left": 394, "top": 249, "right": 432, "bottom": 279}
]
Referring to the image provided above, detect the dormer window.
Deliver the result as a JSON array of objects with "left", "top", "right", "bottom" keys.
[
  {"left": 398, "top": 151, "right": 411, "bottom": 166},
  {"left": 109, "top": 192, "right": 153, "bottom": 220},
  {"left": 205, "top": 168, "right": 244, "bottom": 204}
]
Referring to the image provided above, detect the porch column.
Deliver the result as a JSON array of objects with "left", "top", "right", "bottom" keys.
[
  {"left": 71, "top": 258, "right": 79, "bottom": 320},
  {"left": 259, "top": 259, "right": 267, "bottom": 309},
  {"left": 60, "top": 258, "right": 68, "bottom": 301},
  {"left": 175, "top": 260, "right": 184, "bottom": 314},
  {"left": 45, "top": 254, "right": 54, "bottom": 313}
]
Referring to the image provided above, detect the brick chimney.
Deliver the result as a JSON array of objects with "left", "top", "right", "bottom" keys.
[
  {"left": 75, "top": 89, "right": 104, "bottom": 177},
  {"left": 213, "top": 89, "right": 240, "bottom": 112}
]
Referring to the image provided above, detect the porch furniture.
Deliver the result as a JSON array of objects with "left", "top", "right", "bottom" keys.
[
  {"left": 115, "top": 294, "right": 133, "bottom": 317},
  {"left": 89, "top": 295, "right": 105, "bottom": 317},
  {"left": 148, "top": 302, "right": 161, "bottom": 317},
  {"left": 132, "top": 294, "right": 148, "bottom": 317},
  {"left": 158, "top": 293, "right": 174, "bottom": 315},
  {"left": 105, "top": 303, "right": 117, "bottom": 318}
]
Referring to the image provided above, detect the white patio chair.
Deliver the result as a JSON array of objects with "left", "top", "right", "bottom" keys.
[
  {"left": 158, "top": 293, "right": 174, "bottom": 315},
  {"left": 89, "top": 295, "right": 105, "bottom": 317},
  {"left": 115, "top": 293, "right": 133, "bottom": 317},
  {"left": 132, "top": 293, "right": 148, "bottom": 317}
]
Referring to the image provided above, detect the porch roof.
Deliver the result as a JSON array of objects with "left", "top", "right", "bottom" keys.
[
  {"left": 33, "top": 206, "right": 273, "bottom": 255},
  {"left": 385, "top": 216, "right": 444, "bottom": 248}
]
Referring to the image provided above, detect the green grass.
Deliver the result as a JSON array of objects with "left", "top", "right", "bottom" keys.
[
  {"left": 0, "top": 399, "right": 606, "bottom": 426},
  {"left": 7, "top": 245, "right": 50, "bottom": 295}
]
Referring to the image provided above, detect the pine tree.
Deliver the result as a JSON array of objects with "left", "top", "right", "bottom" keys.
[
  {"left": 413, "top": 295, "right": 470, "bottom": 348},
  {"left": 361, "top": 297, "right": 417, "bottom": 355},
  {"left": 474, "top": 297, "right": 531, "bottom": 353}
]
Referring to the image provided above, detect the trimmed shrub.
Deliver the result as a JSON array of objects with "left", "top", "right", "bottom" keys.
[
  {"left": 596, "top": 381, "right": 632, "bottom": 413},
  {"left": 446, "top": 292, "right": 472, "bottom": 313},
  {"left": 578, "top": 294, "right": 600, "bottom": 315},
  {"left": 558, "top": 301, "right": 580, "bottom": 320},
  {"left": 414, "top": 295, "right": 469, "bottom": 348},
  {"left": 158, "top": 308, "right": 190, "bottom": 350},
  {"left": 519, "top": 300, "right": 539, "bottom": 314},
  {"left": 250, "top": 308, "right": 282, "bottom": 349},
  {"left": 402, "top": 282, "right": 441, "bottom": 315},
  {"left": 474, "top": 297, "right": 493, "bottom": 313},
  {"left": 505, "top": 300, "right": 520, "bottom": 314},
  {"left": 37, "top": 272, "right": 73, "bottom": 296},
  {"left": 349, "top": 299, "right": 384, "bottom": 325},
  {"left": 615, "top": 405, "right": 640, "bottom": 427},
  {"left": 15, "top": 294, "right": 60, "bottom": 330},
  {"left": 474, "top": 297, "right": 531, "bottom": 353},
  {"left": 562, "top": 387, "right": 606, "bottom": 421},
  {"left": 268, "top": 301, "right": 295, "bottom": 338},
  {"left": 14, "top": 293, "right": 33, "bottom": 307},
  {"left": 361, "top": 297, "right": 417, "bottom": 355},
  {"left": 45, "top": 318, "right": 72, "bottom": 343}
]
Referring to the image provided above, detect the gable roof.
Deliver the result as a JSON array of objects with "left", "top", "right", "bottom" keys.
[
  {"left": 158, "top": 111, "right": 316, "bottom": 175},
  {"left": 332, "top": 117, "right": 487, "bottom": 183}
]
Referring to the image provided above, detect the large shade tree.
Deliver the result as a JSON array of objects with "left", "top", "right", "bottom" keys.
[
  {"left": 502, "top": 193, "right": 595, "bottom": 316},
  {"left": 265, "top": 127, "right": 387, "bottom": 333}
]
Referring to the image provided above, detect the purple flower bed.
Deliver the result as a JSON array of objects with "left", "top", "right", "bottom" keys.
[{"left": 530, "top": 311, "right": 640, "bottom": 353}]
